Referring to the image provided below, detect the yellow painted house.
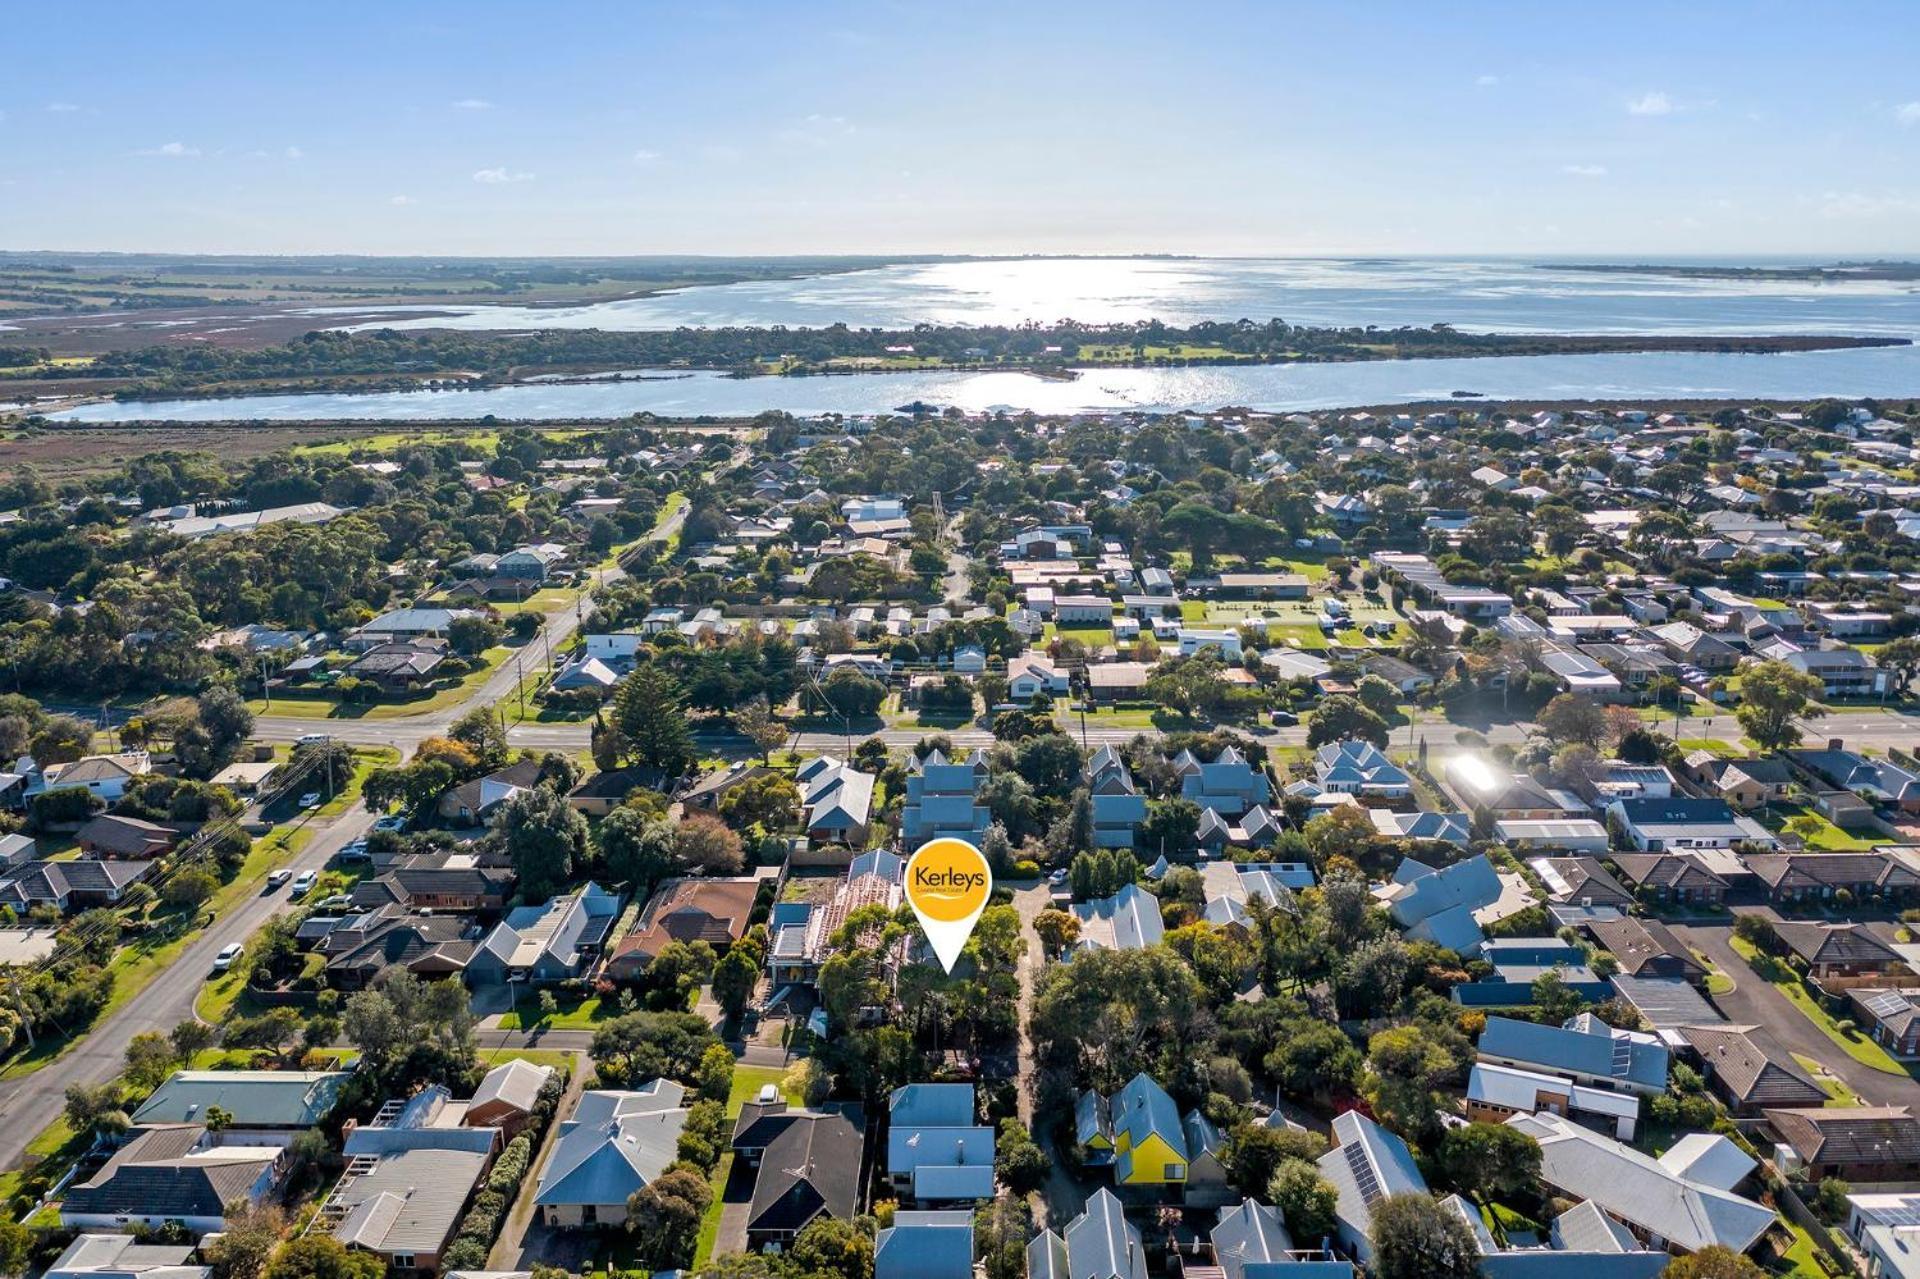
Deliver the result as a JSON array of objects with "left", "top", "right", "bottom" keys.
[{"left": 1075, "top": 1073, "right": 1189, "bottom": 1186}]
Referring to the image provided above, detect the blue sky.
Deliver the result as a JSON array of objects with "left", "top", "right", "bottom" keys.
[{"left": 4, "top": 1, "right": 1918, "bottom": 257}]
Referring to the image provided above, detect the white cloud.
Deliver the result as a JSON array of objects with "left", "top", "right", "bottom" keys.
[
  {"left": 1898, "top": 101, "right": 1920, "bottom": 127},
  {"left": 452, "top": 98, "right": 493, "bottom": 111},
  {"left": 138, "top": 141, "right": 200, "bottom": 157},
  {"left": 45, "top": 102, "right": 79, "bottom": 113},
  {"left": 285, "top": 145, "right": 304, "bottom": 160},
  {"left": 1817, "top": 190, "right": 1920, "bottom": 219},
  {"left": 1475, "top": 74, "right": 1499, "bottom": 87},
  {"left": 472, "top": 166, "right": 533, "bottom": 184},
  {"left": 632, "top": 148, "right": 662, "bottom": 164},
  {"left": 1626, "top": 91, "right": 1673, "bottom": 116},
  {"left": 390, "top": 194, "right": 417, "bottom": 206},
  {"left": 780, "top": 113, "right": 856, "bottom": 147},
  {"left": 1561, "top": 163, "right": 1607, "bottom": 177}
]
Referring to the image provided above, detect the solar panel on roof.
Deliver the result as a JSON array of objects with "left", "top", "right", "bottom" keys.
[
  {"left": 1345, "top": 1142, "right": 1380, "bottom": 1206},
  {"left": 1866, "top": 991, "right": 1914, "bottom": 1019}
]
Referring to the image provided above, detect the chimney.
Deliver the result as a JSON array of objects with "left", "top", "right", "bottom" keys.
[{"left": 1831, "top": 738, "right": 1844, "bottom": 751}]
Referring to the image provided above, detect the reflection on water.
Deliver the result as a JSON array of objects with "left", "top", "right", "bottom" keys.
[
  {"left": 50, "top": 344, "right": 1920, "bottom": 424},
  {"left": 307, "top": 256, "right": 1920, "bottom": 337}
]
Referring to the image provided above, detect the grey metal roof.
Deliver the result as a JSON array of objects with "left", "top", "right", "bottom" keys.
[
  {"left": 1506, "top": 1111, "right": 1775, "bottom": 1254},
  {"left": 132, "top": 1070, "right": 351, "bottom": 1127},
  {"left": 876, "top": 1212, "right": 974, "bottom": 1279},
  {"left": 329, "top": 1147, "right": 488, "bottom": 1255},
  {"left": 535, "top": 1085, "right": 689, "bottom": 1208}
]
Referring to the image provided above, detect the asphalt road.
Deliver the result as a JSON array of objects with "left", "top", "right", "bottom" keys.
[
  {"left": 1676, "top": 922, "right": 1920, "bottom": 1111},
  {"left": 0, "top": 802, "right": 377, "bottom": 1174}
]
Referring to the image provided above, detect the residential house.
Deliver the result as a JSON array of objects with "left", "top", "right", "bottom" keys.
[
  {"left": 1008, "top": 653, "right": 1071, "bottom": 701},
  {"left": 350, "top": 850, "right": 515, "bottom": 914},
  {"left": 1765, "top": 1107, "right": 1920, "bottom": 1182},
  {"left": 1781, "top": 647, "right": 1890, "bottom": 698},
  {"left": 1077, "top": 1074, "right": 1189, "bottom": 1187},
  {"left": 1315, "top": 1110, "right": 1427, "bottom": 1264},
  {"left": 1494, "top": 819, "right": 1610, "bottom": 853},
  {"left": 46, "top": 1234, "right": 207, "bottom": 1279},
  {"left": 1770, "top": 921, "right": 1908, "bottom": 980},
  {"left": 605, "top": 877, "right": 758, "bottom": 981},
  {"left": 346, "top": 640, "right": 449, "bottom": 691},
  {"left": 1312, "top": 741, "right": 1411, "bottom": 798},
  {"left": 1506, "top": 1112, "right": 1775, "bottom": 1256},
  {"left": 1531, "top": 857, "right": 1635, "bottom": 911},
  {"left": 1850, "top": 989, "right": 1920, "bottom": 1057},
  {"left": 900, "top": 750, "right": 990, "bottom": 851},
  {"left": 1605, "top": 797, "right": 1775, "bottom": 852},
  {"left": 1745, "top": 853, "right": 1920, "bottom": 905},
  {"left": 61, "top": 1125, "right": 288, "bottom": 1235},
  {"left": 799, "top": 755, "right": 878, "bottom": 849},
  {"left": 1791, "top": 748, "right": 1920, "bottom": 814},
  {"left": 1087, "top": 746, "right": 1147, "bottom": 850},
  {"left": 29, "top": 751, "right": 151, "bottom": 804},
  {"left": 1370, "top": 810, "right": 1471, "bottom": 845},
  {"left": 534, "top": 1082, "right": 690, "bottom": 1227},
  {"left": 324, "top": 1112, "right": 493, "bottom": 1272},
  {"left": 1180, "top": 747, "right": 1272, "bottom": 818},
  {"left": 1689, "top": 755, "right": 1793, "bottom": 809},
  {"left": 133, "top": 1069, "right": 352, "bottom": 1130},
  {"left": 76, "top": 814, "right": 175, "bottom": 860},
  {"left": 1475, "top": 1016, "right": 1669, "bottom": 1097},
  {"left": 1844, "top": 1193, "right": 1920, "bottom": 1279},
  {"left": 742, "top": 1110, "right": 864, "bottom": 1248},
  {"left": 1675, "top": 1024, "right": 1829, "bottom": 1115},
  {"left": 1380, "top": 854, "right": 1501, "bottom": 955},
  {"left": 1086, "top": 662, "right": 1151, "bottom": 703},
  {"left": 0, "top": 858, "right": 154, "bottom": 911},
  {"left": 1453, "top": 939, "right": 1611, "bottom": 1008},
  {"left": 1027, "top": 1189, "right": 1147, "bottom": 1279},
  {"left": 877, "top": 1211, "right": 975, "bottom": 1279},
  {"left": 1608, "top": 853, "right": 1730, "bottom": 906},
  {"left": 1070, "top": 883, "right": 1165, "bottom": 953},
  {"left": 319, "top": 907, "right": 477, "bottom": 990},
  {"left": 438, "top": 758, "right": 545, "bottom": 825},
  {"left": 468, "top": 882, "right": 621, "bottom": 986},
  {"left": 1466, "top": 1062, "right": 1643, "bottom": 1140},
  {"left": 886, "top": 1084, "right": 994, "bottom": 1203},
  {"left": 1587, "top": 917, "right": 1707, "bottom": 983},
  {"left": 465, "top": 1058, "right": 556, "bottom": 1137}
]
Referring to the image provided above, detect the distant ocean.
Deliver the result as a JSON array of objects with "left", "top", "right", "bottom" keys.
[{"left": 309, "top": 255, "right": 1920, "bottom": 337}]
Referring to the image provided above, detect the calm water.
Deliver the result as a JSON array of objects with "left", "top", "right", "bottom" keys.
[
  {"left": 310, "top": 256, "right": 1920, "bottom": 337},
  {"left": 52, "top": 345, "right": 1920, "bottom": 423}
]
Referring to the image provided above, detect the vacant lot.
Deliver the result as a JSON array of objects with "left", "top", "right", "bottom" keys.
[{"left": 0, "top": 423, "right": 406, "bottom": 477}]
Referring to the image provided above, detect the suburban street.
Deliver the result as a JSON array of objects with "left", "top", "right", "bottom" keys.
[
  {"left": 0, "top": 803, "right": 378, "bottom": 1174},
  {"left": 1675, "top": 922, "right": 1920, "bottom": 1111}
]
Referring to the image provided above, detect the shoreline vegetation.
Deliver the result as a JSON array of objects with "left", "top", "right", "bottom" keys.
[
  {"left": 1545, "top": 259, "right": 1920, "bottom": 282},
  {"left": 3, "top": 321, "right": 1906, "bottom": 406}
]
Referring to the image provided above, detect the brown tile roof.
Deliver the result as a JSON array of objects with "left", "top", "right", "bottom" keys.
[
  {"left": 1588, "top": 916, "right": 1707, "bottom": 979},
  {"left": 1772, "top": 921, "right": 1905, "bottom": 970},
  {"left": 1764, "top": 1106, "right": 1920, "bottom": 1168},
  {"left": 610, "top": 877, "right": 758, "bottom": 970},
  {"left": 1677, "top": 1024, "right": 1827, "bottom": 1107}
]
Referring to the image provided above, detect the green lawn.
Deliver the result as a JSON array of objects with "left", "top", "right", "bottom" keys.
[
  {"left": 1761, "top": 803, "right": 1885, "bottom": 851},
  {"left": 477, "top": 1047, "right": 580, "bottom": 1071},
  {"left": 1674, "top": 738, "right": 1741, "bottom": 756},
  {"left": 1731, "top": 936, "right": 1909, "bottom": 1075},
  {"left": 1791, "top": 1052, "right": 1865, "bottom": 1107},
  {"left": 497, "top": 992, "right": 614, "bottom": 1030},
  {"left": 724, "top": 1064, "right": 803, "bottom": 1115},
  {"left": 247, "top": 645, "right": 517, "bottom": 720}
]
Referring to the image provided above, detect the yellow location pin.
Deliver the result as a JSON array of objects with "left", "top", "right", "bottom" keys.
[{"left": 904, "top": 837, "right": 992, "bottom": 973}]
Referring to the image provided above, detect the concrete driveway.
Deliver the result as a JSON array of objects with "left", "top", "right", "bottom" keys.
[{"left": 1676, "top": 922, "right": 1920, "bottom": 1110}]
